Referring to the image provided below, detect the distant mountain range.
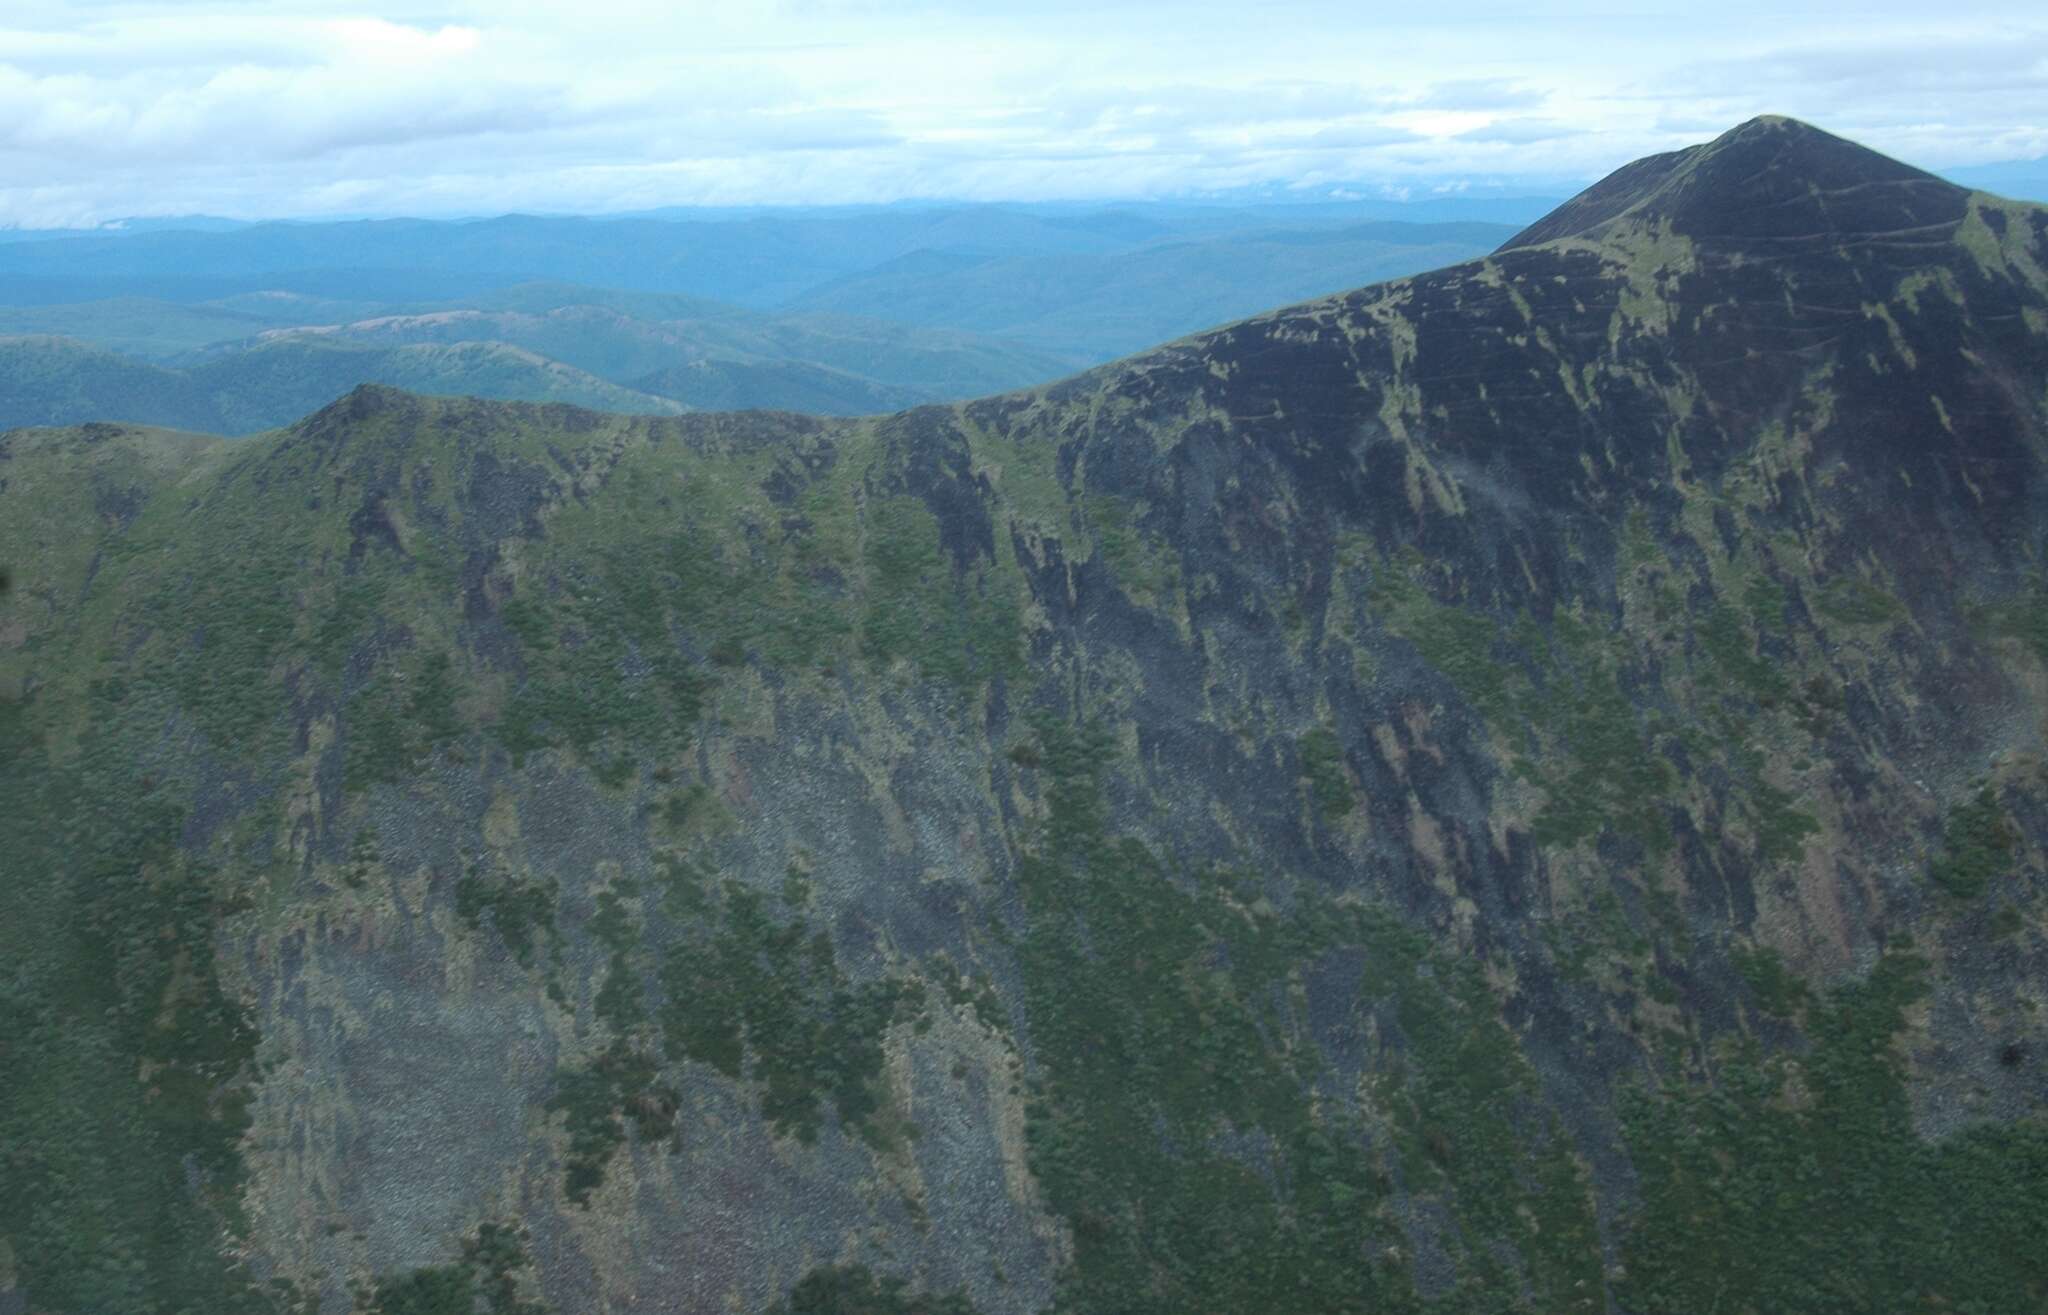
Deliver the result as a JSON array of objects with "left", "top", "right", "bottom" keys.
[
  {"left": 0, "top": 202, "right": 1530, "bottom": 309},
  {"left": 0, "top": 209, "right": 1522, "bottom": 428},
  {"left": 0, "top": 334, "right": 688, "bottom": 436}
]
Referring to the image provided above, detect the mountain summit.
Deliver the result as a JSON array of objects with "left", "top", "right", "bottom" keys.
[
  {"left": 1499, "top": 114, "right": 1970, "bottom": 249},
  {"left": 2, "top": 121, "right": 2046, "bottom": 1315}
]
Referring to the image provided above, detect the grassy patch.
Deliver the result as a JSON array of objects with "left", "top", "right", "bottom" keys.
[
  {"left": 1749, "top": 775, "right": 1822, "bottom": 870},
  {"left": 1617, "top": 952, "right": 2048, "bottom": 1312},
  {"left": 1731, "top": 944, "right": 1809, "bottom": 1017},
  {"left": 1084, "top": 493, "right": 1180, "bottom": 609},
  {"left": 1928, "top": 787, "right": 2017, "bottom": 900},
  {"left": 346, "top": 649, "right": 467, "bottom": 787},
  {"left": 1008, "top": 716, "right": 1602, "bottom": 1314},
  {"left": 1814, "top": 576, "right": 1906, "bottom": 627},
  {"left": 769, "top": 1264, "right": 979, "bottom": 1315},
  {"left": 656, "top": 863, "right": 914, "bottom": 1146},
  {"left": 455, "top": 866, "right": 558, "bottom": 968},
  {"left": 156, "top": 553, "right": 302, "bottom": 751},
  {"left": 1297, "top": 726, "right": 1356, "bottom": 820},
  {"left": 860, "top": 495, "right": 1023, "bottom": 692},
  {"left": 545, "top": 1043, "right": 676, "bottom": 1206},
  {"left": 1367, "top": 556, "right": 1674, "bottom": 856},
  {"left": 0, "top": 729, "right": 266, "bottom": 1314},
  {"left": 1697, "top": 601, "right": 1789, "bottom": 705},
  {"left": 495, "top": 584, "right": 708, "bottom": 766},
  {"left": 1975, "top": 577, "right": 2048, "bottom": 665},
  {"left": 356, "top": 1221, "right": 548, "bottom": 1315}
]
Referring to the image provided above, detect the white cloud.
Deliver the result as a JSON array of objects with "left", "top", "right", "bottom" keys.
[{"left": 0, "top": 0, "right": 2041, "bottom": 224}]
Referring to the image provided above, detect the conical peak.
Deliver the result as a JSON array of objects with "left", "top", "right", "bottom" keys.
[{"left": 1497, "top": 116, "right": 1969, "bottom": 252}]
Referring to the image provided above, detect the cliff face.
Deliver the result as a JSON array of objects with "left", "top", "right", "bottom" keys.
[{"left": 3, "top": 117, "right": 2046, "bottom": 1315}]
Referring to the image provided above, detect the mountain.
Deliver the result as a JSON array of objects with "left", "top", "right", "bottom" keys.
[
  {"left": 0, "top": 334, "right": 685, "bottom": 434},
  {"left": 783, "top": 220, "right": 1515, "bottom": 360},
  {"left": 0, "top": 296, "right": 282, "bottom": 357},
  {"left": 2, "top": 116, "right": 2045, "bottom": 1315},
  {"left": 0, "top": 209, "right": 1517, "bottom": 425},
  {"left": 0, "top": 335, "right": 226, "bottom": 431},
  {"left": 0, "top": 304, "right": 1072, "bottom": 431},
  {"left": 0, "top": 215, "right": 250, "bottom": 245},
  {"left": 0, "top": 206, "right": 1526, "bottom": 311},
  {"left": 0, "top": 283, "right": 1080, "bottom": 420},
  {"left": 239, "top": 295, "right": 1081, "bottom": 409},
  {"left": 625, "top": 358, "right": 928, "bottom": 415},
  {"left": 1499, "top": 113, "right": 1967, "bottom": 247},
  {"left": 181, "top": 338, "right": 688, "bottom": 433}
]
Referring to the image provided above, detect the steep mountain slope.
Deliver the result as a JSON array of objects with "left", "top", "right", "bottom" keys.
[{"left": 3, "top": 116, "right": 2046, "bottom": 1315}]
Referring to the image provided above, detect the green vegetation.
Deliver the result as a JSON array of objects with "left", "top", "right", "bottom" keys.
[
  {"left": 544, "top": 879, "right": 677, "bottom": 1205},
  {"left": 502, "top": 475, "right": 1022, "bottom": 759},
  {"left": 1974, "top": 576, "right": 2048, "bottom": 664},
  {"left": 1544, "top": 884, "right": 1652, "bottom": 985},
  {"left": 1367, "top": 560, "right": 1520, "bottom": 724},
  {"left": 1010, "top": 716, "right": 1602, "bottom": 1314},
  {"left": 546, "top": 1043, "right": 675, "bottom": 1206},
  {"left": 312, "top": 576, "right": 386, "bottom": 677},
  {"left": 1814, "top": 576, "right": 1907, "bottom": 627},
  {"left": 346, "top": 650, "right": 466, "bottom": 786},
  {"left": 1742, "top": 573, "right": 1792, "bottom": 629},
  {"left": 1617, "top": 952, "right": 2048, "bottom": 1311},
  {"left": 1361, "top": 539, "right": 1839, "bottom": 872},
  {"left": 1928, "top": 786, "right": 2018, "bottom": 899},
  {"left": 1747, "top": 771, "right": 1822, "bottom": 869},
  {"left": 859, "top": 495, "right": 1023, "bottom": 690},
  {"left": 1697, "top": 600, "right": 1789, "bottom": 704},
  {"left": 656, "top": 855, "right": 915, "bottom": 1145},
  {"left": 769, "top": 1264, "right": 980, "bottom": 1315},
  {"left": 495, "top": 581, "right": 708, "bottom": 766},
  {"left": 154, "top": 551, "right": 302, "bottom": 750},
  {"left": 0, "top": 734, "right": 266, "bottom": 1313},
  {"left": 1297, "top": 726, "right": 1356, "bottom": 819},
  {"left": 455, "top": 867, "right": 558, "bottom": 968},
  {"left": 1731, "top": 943, "right": 1810, "bottom": 1016},
  {"left": 650, "top": 478, "right": 854, "bottom": 676},
  {"left": 356, "top": 1222, "right": 548, "bottom": 1315},
  {"left": 1084, "top": 493, "right": 1180, "bottom": 608},
  {"left": 1367, "top": 559, "right": 1674, "bottom": 855}
]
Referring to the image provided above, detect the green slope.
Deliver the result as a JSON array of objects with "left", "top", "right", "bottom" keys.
[
  {"left": 0, "top": 335, "right": 225, "bottom": 431},
  {"left": 2, "top": 118, "right": 2046, "bottom": 1315},
  {"left": 248, "top": 298, "right": 1078, "bottom": 413},
  {"left": 0, "top": 334, "right": 683, "bottom": 435},
  {"left": 0, "top": 298, "right": 279, "bottom": 359},
  {"left": 0, "top": 289, "right": 1080, "bottom": 426},
  {"left": 182, "top": 337, "right": 686, "bottom": 434}
]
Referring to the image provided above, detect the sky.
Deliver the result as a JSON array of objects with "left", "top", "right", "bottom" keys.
[{"left": 1, "top": 1, "right": 2045, "bottom": 226}]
